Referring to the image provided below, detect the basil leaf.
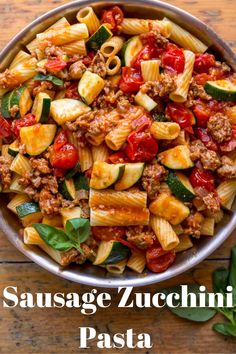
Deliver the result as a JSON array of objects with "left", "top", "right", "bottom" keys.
[
  {"left": 152, "top": 112, "right": 168, "bottom": 122},
  {"left": 65, "top": 218, "right": 90, "bottom": 246},
  {"left": 164, "top": 285, "right": 217, "bottom": 322},
  {"left": 229, "top": 246, "right": 236, "bottom": 289},
  {"left": 213, "top": 323, "right": 236, "bottom": 337},
  {"left": 212, "top": 267, "right": 229, "bottom": 294},
  {"left": 33, "top": 223, "right": 73, "bottom": 252},
  {"left": 33, "top": 74, "right": 63, "bottom": 87}
]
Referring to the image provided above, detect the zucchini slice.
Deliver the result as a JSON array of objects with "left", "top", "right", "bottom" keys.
[
  {"left": 74, "top": 173, "right": 89, "bottom": 191},
  {"left": 59, "top": 178, "right": 76, "bottom": 200},
  {"left": 78, "top": 71, "right": 105, "bottom": 105},
  {"left": 8, "top": 140, "right": 20, "bottom": 157},
  {"left": 204, "top": 80, "right": 236, "bottom": 102},
  {"left": 20, "top": 124, "right": 56, "bottom": 156},
  {"left": 158, "top": 145, "right": 194, "bottom": 170},
  {"left": 1, "top": 91, "right": 12, "bottom": 118},
  {"left": 121, "top": 36, "right": 143, "bottom": 67},
  {"left": 135, "top": 91, "right": 157, "bottom": 111},
  {"left": 16, "top": 202, "right": 42, "bottom": 226},
  {"left": 90, "top": 161, "right": 125, "bottom": 189},
  {"left": 93, "top": 240, "right": 130, "bottom": 265},
  {"left": 65, "top": 162, "right": 81, "bottom": 180},
  {"left": 87, "top": 25, "right": 113, "bottom": 51},
  {"left": 115, "top": 163, "right": 145, "bottom": 191},
  {"left": 167, "top": 172, "right": 195, "bottom": 202},
  {"left": 50, "top": 98, "right": 91, "bottom": 124},
  {"left": 10, "top": 86, "right": 32, "bottom": 117},
  {"left": 32, "top": 92, "right": 51, "bottom": 123}
]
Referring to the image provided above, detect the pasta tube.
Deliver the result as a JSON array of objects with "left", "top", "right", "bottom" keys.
[
  {"left": 106, "top": 56, "right": 121, "bottom": 76},
  {"left": 200, "top": 217, "right": 215, "bottom": 236},
  {"left": 106, "top": 259, "right": 127, "bottom": 274},
  {"left": 78, "top": 144, "right": 93, "bottom": 172},
  {"left": 9, "top": 50, "right": 31, "bottom": 70},
  {"left": 7, "top": 194, "right": 30, "bottom": 214},
  {"left": 169, "top": 50, "right": 195, "bottom": 103},
  {"left": 150, "top": 215, "right": 179, "bottom": 251},
  {"left": 90, "top": 207, "right": 150, "bottom": 226},
  {"left": 91, "top": 143, "right": 110, "bottom": 162},
  {"left": 10, "top": 154, "right": 32, "bottom": 176},
  {"left": 60, "top": 40, "right": 87, "bottom": 56},
  {"left": 101, "top": 36, "right": 124, "bottom": 58},
  {"left": 127, "top": 252, "right": 146, "bottom": 273},
  {"left": 24, "top": 227, "right": 45, "bottom": 245},
  {"left": 76, "top": 7, "right": 100, "bottom": 34},
  {"left": 141, "top": 60, "right": 160, "bottom": 82},
  {"left": 105, "top": 119, "right": 132, "bottom": 151},
  {"left": 37, "top": 24, "right": 89, "bottom": 45},
  {"left": 120, "top": 18, "right": 149, "bottom": 34},
  {"left": 216, "top": 179, "right": 236, "bottom": 209},
  {"left": 174, "top": 235, "right": 193, "bottom": 253},
  {"left": 150, "top": 122, "right": 180, "bottom": 140}
]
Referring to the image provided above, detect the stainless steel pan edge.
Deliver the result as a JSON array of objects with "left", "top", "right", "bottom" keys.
[{"left": 0, "top": 0, "right": 235, "bottom": 288}]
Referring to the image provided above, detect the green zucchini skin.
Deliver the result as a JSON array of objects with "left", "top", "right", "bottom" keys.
[
  {"left": 59, "top": 179, "right": 76, "bottom": 200},
  {"left": 16, "top": 202, "right": 40, "bottom": 218},
  {"left": 74, "top": 173, "right": 89, "bottom": 191},
  {"left": 167, "top": 173, "right": 195, "bottom": 202},
  {"left": 38, "top": 97, "right": 51, "bottom": 123},
  {"left": 87, "top": 25, "right": 113, "bottom": 51},
  {"left": 8, "top": 141, "right": 20, "bottom": 157},
  {"left": 1, "top": 92, "right": 12, "bottom": 118},
  {"left": 65, "top": 162, "right": 81, "bottom": 180},
  {"left": 102, "top": 242, "right": 131, "bottom": 265},
  {"left": 204, "top": 81, "right": 236, "bottom": 102},
  {"left": 121, "top": 36, "right": 143, "bottom": 67}
]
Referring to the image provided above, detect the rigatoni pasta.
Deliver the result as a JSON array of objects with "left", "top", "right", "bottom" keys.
[{"left": 150, "top": 215, "right": 180, "bottom": 251}]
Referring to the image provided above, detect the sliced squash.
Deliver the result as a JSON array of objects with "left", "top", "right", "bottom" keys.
[
  {"left": 20, "top": 124, "right": 56, "bottom": 156},
  {"left": 158, "top": 145, "right": 194, "bottom": 169},
  {"left": 90, "top": 161, "right": 125, "bottom": 189},
  {"left": 50, "top": 98, "right": 91, "bottom": 124},
  {"left": 114, "top": 163, "right": 145, "bottom": 190},
  {"left": 78, "top": 70, "right": 105, "bottom": 105},
  {"left": 32, "top": 92, "right": 51, "bottom": 123}
]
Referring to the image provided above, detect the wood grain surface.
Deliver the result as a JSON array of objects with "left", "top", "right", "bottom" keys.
[{"left": 0, "top": 1, "right": 235, "bottom": 353}]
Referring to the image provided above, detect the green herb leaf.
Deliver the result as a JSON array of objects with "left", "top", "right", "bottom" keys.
[
  {"left": 164, "top": 285, "right": 217, "bottom": 322},
  {"left": 65, "top": 218, "right": 90, "bottom": 249},
  {"left": 152, "top": 112, "right": 168, "bottom": 122},
  {"left": 33, "top": 224, "right": 72, "bottom": 252},
  {"left": 34, "top": 74, "right": 63, "bottom": 87},
  {"left": 212, "top": 267, "right": 229, "bottom": 294},
  {"left": 213, "top": 323, "right": 236, "bottom": 337}
]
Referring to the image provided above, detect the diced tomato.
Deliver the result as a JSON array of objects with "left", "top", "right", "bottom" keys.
[
  {"left": 12, "top": 113, "right": 36, "bottom": 137},
  {"left": 126, "top": 131, "right": 158, "bottom": 162},
  {"left": 190, "top": 167, "right": 215, "bottom": 192},
  {"left": 194, "top": 53, "right": 216, "bottom": 74},
  {"left": 161, "top": 43, "right": 185, "bottom": 74},
  {"left": 119, "top": 67, "right": 144, "bottom": 93},
  {"left": 195, "top": 127, "right": 218, "bottom": 151},
  {"left": 116, "top": 238, "right": 142, "bottom": 252},
  {"left": 109, "top": 151, "right": 130, "bottom": 164},
  {"left": 65, "top": 83, "right": 80, "bottom": 99},
  {"left": 166, "top": 103, "right": 193, "bottom": 128},
  {"left": 45, "top": 58, "right": 67, "bottom": 71},
  {"left": 101, "top": 6, "right": 124, "bottom": 31},
  {"left": 53, "top": 167, "right": 65, "bottom": 178},
  {"left": 194, "top": 73, "right": 212, "bottom": 85},
  {"left": 219, "top": 126, "right": 236, "bottom": 152},
  {"left": 50, "top": 130, "right": 79, "bottom": 170},
  {"left": 146, "top": 244, "right": 176, "bottom": 273},
  {"left": 130, "top": 113, "right": 152, "bottom": 132},
  {"left": 132, "top": 45, "right": 163, "bottom": 70},
  {"left": 193, "top": 102, "right": 211, "bottom": 127},
  {"left": 82, "top": 51, "right": 95, "bottom": 66},
  {"left": 92, "top": 226, "right": 126, "bottom": 241},
  {"left": 0, "top": 116, "right": 12, "bottom": 138},
  {"left": 194, "top": 66, "right": 227, "bottom": 85}
]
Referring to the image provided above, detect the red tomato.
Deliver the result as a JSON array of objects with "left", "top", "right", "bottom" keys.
[
  {"left": 132, "top": 45, "right": 162, "bottom": 70},
  {"left": 109, "top": 151, "right": 130, "bottom": 164},
  {"left": 119, "top": 67, "right": 144, "bottom": 93},
  {"left": 0, "top": 116, "right": 12, "bottom": 138},
  {"left": 194, "top": 53, "right": 216, "bottom": 74},
  {"left": 195, "top": 127, "right": 218, "bottom": 151},
  {"left": 166, "top": 103, "right": 193, "bottom": 128},
  {"left": 194, "top": 73, "right": 212, "bottom": 85},
  {"left": 194, "top": 66, "right": 227, "bottom": 85},
  {"left": 102, "top": 6, "right": 124, "bottom": 31},
  {"left": 92, "top": 226, "right": 125, "bottom": 241},
  {"left": 53, "top": 167, "right": 65, "bottom": 178},
  {"left": 162, "top": 44, "right": 185, "bottom": 73},
  {"left": 117, "top": 238, "right": 142, "bottom": 252},
  {"left": 50, "top": 144, "right": 79, "bottom": 169},
  {"left": 82, "top": 51, "right": 95, "bottom": 66},
  {"left": 45, "top": 58, "right": 67, "bottom": 71},
  {"left": 193, "top": 102, "right": 211, "bottom": 127},
  {"left": 130, "top": 113, "right": 152, "bottom": 132},
  {"left": 12, "top": 113, "right": 36, "bottom": 137},
  {"left": 190, "top": 167, "right": 215, "bottom": 192},
  {"left": 65, "top": 83, "right": 80, "bottom": 99},
  {"left": 219, "top": 126, "right": 236, "bottom": 152},
  {"left": 54, "top": 130, "right": 68, "bottom": 151},
  {"left": 146, "top": 245, "right": 176, "bottom": 273},
  {"left": 126, "top": 131, "right": 158, "bottom": 162}
]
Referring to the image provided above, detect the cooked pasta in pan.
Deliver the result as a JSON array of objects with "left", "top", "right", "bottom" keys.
[{"left": 0, "top": 5, "right": 235, "bottom": 275}]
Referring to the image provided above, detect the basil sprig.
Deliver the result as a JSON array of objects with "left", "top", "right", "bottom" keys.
[
  {"left": 164, "top": 245, "right": 236, "bottom": 337},
  {"left": 33, "top": 73, "right": 64, "bottom": 87},
  {"left": 33, "top": 218, "right": 90, "bottom": 253}
]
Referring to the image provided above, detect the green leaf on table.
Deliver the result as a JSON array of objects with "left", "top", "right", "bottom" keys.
[
  {"left": 164, "top": 285, "right": 217, "bottom": 322},
  {"left": 34, "top": 73, "right": 64, "bottom": 87},
  {"left": 212, "top": 267, "right": 229, "bottom": 294},
  {"left": 213, "top": 323, "right": 236, "bottom": 337},
  {"left": 65, "top": 218, "right": 90, "bottom": 250},
  {"left": 33, "top": 223, "right": 73, "bottom": 252}
]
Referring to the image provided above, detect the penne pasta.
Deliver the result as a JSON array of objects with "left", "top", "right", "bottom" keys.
[
  {"left": 90, "top": 207, "right": 150, "bottom": 226},
  {"left": 216, "top": 179, "right": 236, "bottom": 210},
  {"left": 163, "top": 17, "right": 208, "bottom": 53},
  {"left": 169, "top": 50, "right": 195, "bottom": 102},
  {"left": 101, "top": 36, "right": 124, "bottom": 58},
  {"left": 78, "top": 144, "right": 93, "bottom": 172},
  {"left": 150, "top": 122, "right": 180, "bottom": 140},
  {"left": 106, "top": 259, "right": 127, "bottom": 274},
  {"left": 141, "top": 60, "right": 160, "bottom": 82},
  {"left": 106, "top": 56, "right": 121, "bottom": 76},
  {"left": 175, "top": 235, "right": 193, "bottom": 253},
  {"left": 91, "top": 143, "right": 110, "bottom": 162},
  {"left": 127, "top": 252, "right": 146, "bottom": 273},
  {"left": 76, "top": 7, "right": 100, "bottom": 34},
  {"left": 89, "top": 189, "right": 147, "bottom": 209},
  {"left": 150, "top": 215, "right": 180, "bottom": 251}
]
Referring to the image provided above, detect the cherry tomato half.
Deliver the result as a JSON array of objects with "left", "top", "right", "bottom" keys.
[
  {"left": 194, "top": 53, "right": 216, "bottom": 74},
  {"left": 190, "top": 167, "right": 215, "bottom": 192},
  {"left": 108, "top": 151, "right": 130, "bottom": 164},
  {"left": 161, "top": 44, "right": 185, "bottom": 74},
  {"left": 119, "top": 67, "right": 144, "bottom": 93},
  {"left": 0, "top": 116, "right": 12, "bottom": 138},
  {"left": 146, "top": 245, "right": 176, "bottom": 273},
  {"left": 45, "top": 58, "right": 67, "bottom": 71},
  {"left": 130, "top": 113, "right": 152, "bottom": 133},
  {"left": 126, "top": 131, "right": 158, "bottom": 162},
  {"left": 12, "top": 113, "right": 36, "bottom": 137},
  {"left": 50, "top": 144, "right": 79, "bottom": 170},
  {"left": 195, "top": 127, "right": 218, "bottom": 151},
  {"left": 193, "top": 102, "right": 211, "bottom": 127},
  {"left": 92, "top": 226, "right": 126, "bottom": 241},
  {"left": 101, "top": 6, "right": 124, "bottom": 31},
  {"left": 166, "top": 103, "right": 193, "bottom": 128},
  {"left": 132, "top": 45, "right": 162, "bottom": 70}
]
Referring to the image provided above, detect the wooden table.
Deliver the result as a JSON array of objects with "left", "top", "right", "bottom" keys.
[{"left": 0, "top": 1, "right": 235, "bottom": 353}]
